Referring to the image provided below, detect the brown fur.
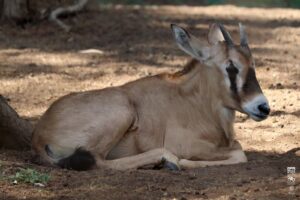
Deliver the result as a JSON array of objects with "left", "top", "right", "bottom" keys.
[
  {"left": 32, "top": 24, "right": 267, "bottom": 170},
  {"left": 172, "top": 58, "right": 199, "bottom": 78}
]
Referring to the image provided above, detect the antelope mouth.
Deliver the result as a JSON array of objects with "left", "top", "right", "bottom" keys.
[
  {"left": 242, "top": 94, "right": 270, "bottom": 122},
  {"left": 248, "top": 112, "right": 268, "bottom": 121}
]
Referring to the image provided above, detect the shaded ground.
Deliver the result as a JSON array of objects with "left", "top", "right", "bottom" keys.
[{"left": 0, "top": 4, "right": 299, "bottom": 200}]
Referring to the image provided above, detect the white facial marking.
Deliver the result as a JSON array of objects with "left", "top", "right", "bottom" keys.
[
  {"left": 231, "top": 60, "right": 244, "bottom": 92},
  {"left": 221, "top": 62, "right": 230, "bottom": 88},
  {"left": 242, "top": 94, "right": 269, "bottom": 121},
  {"left": 236, "top": 75, "right": 243, "bottom": 92}
]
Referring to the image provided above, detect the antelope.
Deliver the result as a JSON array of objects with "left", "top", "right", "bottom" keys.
[{"left": 32, "top": 23, "right": 270, "bottom": 171}]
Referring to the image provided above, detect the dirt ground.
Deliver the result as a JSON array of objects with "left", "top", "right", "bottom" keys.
[{"left": 0, "top": 4, "right": 299, "bottom": 200}]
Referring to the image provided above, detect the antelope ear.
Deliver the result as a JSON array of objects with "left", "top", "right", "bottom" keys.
[
  {"left": 171, "top": 24, "right": 210, "bottom": 61},
  {"left": 208, "top": 23, "right": 224, "bottom": 45}
]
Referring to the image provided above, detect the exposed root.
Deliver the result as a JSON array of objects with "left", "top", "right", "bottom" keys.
[{"left": 49, "top": 0, "right": 89, "bottom": 32}]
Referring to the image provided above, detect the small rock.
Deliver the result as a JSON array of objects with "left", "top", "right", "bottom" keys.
[
  {"left": 34, "top": 183, "right": 45, "bottom": 187},
  {"left": 79, "top": 49, "right": 104, "bottom": 54},
  {"left": 276, "top": 83, "right": 284, "bottom": 89}
]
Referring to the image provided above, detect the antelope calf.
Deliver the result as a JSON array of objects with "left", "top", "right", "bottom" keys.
[{"left": 32, "top": 23, "right": 270, "bottom": 170}]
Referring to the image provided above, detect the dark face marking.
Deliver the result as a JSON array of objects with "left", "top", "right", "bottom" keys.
[
  {"left": 226, "top": 60, "right": 239, "bottom": 94},
  {"left": 242, "top": 67, "right": 262, "bottom": 95}
]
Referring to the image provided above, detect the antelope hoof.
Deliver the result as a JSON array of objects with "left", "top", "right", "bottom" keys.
[{"left": 162, "top": 157, "right": 180, "bottom": 171}]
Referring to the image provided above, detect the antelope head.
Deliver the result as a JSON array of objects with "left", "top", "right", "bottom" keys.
[{"left": 171, "top": 23, "right": 270, "bottom": 121}]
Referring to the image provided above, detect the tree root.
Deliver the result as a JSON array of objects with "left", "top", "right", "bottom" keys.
[{"left": 49, "top": 0, "right": 89, "bottom": 32}]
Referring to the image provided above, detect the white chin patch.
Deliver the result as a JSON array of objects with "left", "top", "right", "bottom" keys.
[{"left": 242, "top": 94, "right": 269, "bottom": 121}]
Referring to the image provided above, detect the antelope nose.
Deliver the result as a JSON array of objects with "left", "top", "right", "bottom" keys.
[{"left": 258, "top": 103, "right": 270, "bottom": 115}]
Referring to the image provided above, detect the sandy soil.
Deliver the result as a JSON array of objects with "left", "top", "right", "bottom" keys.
[{"left": 0, "top": 4, "right": 299, "bottom": 200}]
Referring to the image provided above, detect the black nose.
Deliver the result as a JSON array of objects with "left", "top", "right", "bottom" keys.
[{"left": 258, "top": 103, "right": 270, "bottom": 115}]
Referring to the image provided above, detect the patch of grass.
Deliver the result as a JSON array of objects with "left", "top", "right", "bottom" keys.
[{"left": 10, "top": 168, "right": 50, "bottom": 185}]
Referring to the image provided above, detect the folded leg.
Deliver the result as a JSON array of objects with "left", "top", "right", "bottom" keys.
[
  {"left": 179, "top": 149, "right": 247, "bottom": 169},
  {"left": 96, "top": 148, "right": 180, "bottom": 170}
]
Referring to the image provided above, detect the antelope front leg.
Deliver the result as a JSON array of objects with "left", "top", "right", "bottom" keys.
[
  {"left": 179, "top": 149, "right": 247, "bottom": 169},
  {"left": 96, "top": 148, "right": 180, "bottom": 170}
]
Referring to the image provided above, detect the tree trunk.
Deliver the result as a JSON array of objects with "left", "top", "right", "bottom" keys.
[
  {"left": 0, "top": 95, "right": 32, "bottom": 150},
  {"left": 0, "top": 0, "right": 29, "bottom": 20}
]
